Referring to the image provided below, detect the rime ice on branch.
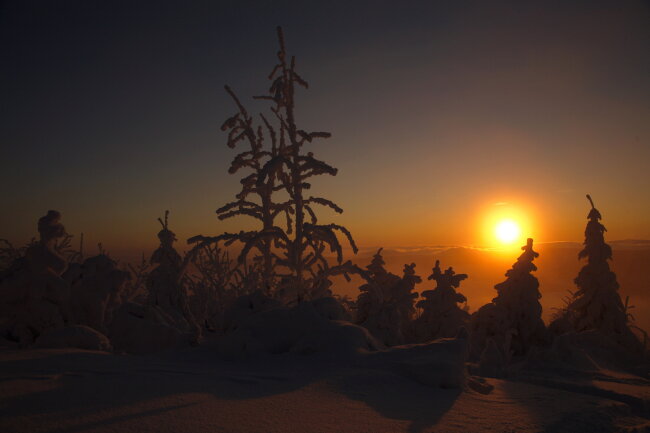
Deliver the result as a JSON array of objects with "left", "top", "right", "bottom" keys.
[
  {"left": 415, "top": 260, "right": 469, "bottom": 342},
  {"left": 189, "top": 27, "right": 357, "bottom": 302}
]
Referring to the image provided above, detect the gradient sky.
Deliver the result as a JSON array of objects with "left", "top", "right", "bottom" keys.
[{"left": 2, "top": 0, "right": 649, "bottom": 256}]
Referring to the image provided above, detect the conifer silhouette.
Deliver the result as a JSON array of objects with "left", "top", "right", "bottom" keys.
[
  {"left": 189, "top": 27, "right": 357, "bottom": 301},
  {"left": 471, "top": 238, "right": 546, "bottom": 359},
  {"left": 394, "top": 263, "right": 421, "bottom": 340},
  {"left": 148, "top": 211, "right": 201, "bottom": 341},
  {"left": 356, "top": 249, "right": 397, "bottom": 331},
  {"left": 415, "top": 260, "right": 469, "bottom": 341},
  {"left": 560, "top": 195, "right": 640, "bottom": 350},
  {"left": 356, "top": 249, "right": 419, "bottom": 346},
  {"left": 492, "top": 238, "right": 546, "bottom": 356}
]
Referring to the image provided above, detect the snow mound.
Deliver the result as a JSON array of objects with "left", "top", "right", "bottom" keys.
[
  {"left": 310, "top": 296, "right": 349, "bottom": 321},
  {"left": 109, "top": 302, "right": 194, "bottom": 354},
  {"left": 478, "top": 337, "right": 507, "bottom": 378},
  {"left": 221, "top": 291, "right": 283, "bottom": 332},
  {"left": 218, "top": 296, "right": 381, "bottom": 358},
  {"left": 34, "top": 325, "right": 112, "bottom": 351},
  {"left": 541, "top": 330, "right": 639, "bottom": 372},
  {"left": 361, "top": 335, "right": 469, "bottom": 389}
]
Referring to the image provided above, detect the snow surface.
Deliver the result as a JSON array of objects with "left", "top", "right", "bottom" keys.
[{"left": 1, "top": 344, "right": 649, "bottom": 433}]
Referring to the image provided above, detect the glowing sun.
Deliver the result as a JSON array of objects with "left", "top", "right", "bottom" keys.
[{"left": 495, "top": 219, "right": 521, "bottom": 244}]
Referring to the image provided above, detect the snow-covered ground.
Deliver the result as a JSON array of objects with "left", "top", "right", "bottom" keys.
[{"left": 1, "top": 343, "right": 649, "bottom": 433}]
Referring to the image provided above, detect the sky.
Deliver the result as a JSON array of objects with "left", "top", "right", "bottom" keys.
[{"left": 1, "top": 0, "right": 649, "bottom": 256}]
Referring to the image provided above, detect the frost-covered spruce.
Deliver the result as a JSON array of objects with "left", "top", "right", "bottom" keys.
[
  {"left": 415, "top": 260, "right": 469, "bottom": 342},
  {"left": 558, "top": 195, "right": 640, "bottom": 351},
  {"left": 356, "top": 249, "right": 399, "bottom": 342},
  {"left": 492, "top": 238, "right": 546, "bottom": 356},
  {"left": 147, "top": 211, "right": 201, "bottom": 340},
  {"left": 394, "top": 263, "right": 421, "bottom": 340},
  {"left": 356, "top": 249, "right": 419, "bottom": 346},
  {"left": 471, "top": 238, "right": 546, "bottom": 359},
  {"left": 188, "top": 27, "right": 358, "bottom": 304},
  {"left": 0, "top": 211, "right": 71, "bottom": 345}
]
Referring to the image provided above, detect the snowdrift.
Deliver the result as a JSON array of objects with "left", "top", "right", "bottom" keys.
[{"left": 218, "top": 295, "right": 382, "bottom": 358}]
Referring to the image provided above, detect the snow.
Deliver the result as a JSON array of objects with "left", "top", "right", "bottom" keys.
[
  {"left": 1, "top": 345, "right": 649, "bottom": 433},
  {"left": 217, "top": 298, "right": 381, "bottom": 358},
  {"left": 34, "top": 325, "right": 112, "bottom": 352}
]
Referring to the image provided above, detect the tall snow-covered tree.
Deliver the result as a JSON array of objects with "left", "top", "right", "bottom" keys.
[
  {"left": 561, "top": 195, "right": 640, "bottom": 350},
  {"left": 415, "top": 260, "right": 469, "bottom": 342},
  {"left": 492, "top": 238, "right": 546, "bottom": 356},
  {"left": 189, "top": 27, "right": 357, "bottom": 301},
  {"left": 471, "top": 238, "right": 546, "bottom": 359}
]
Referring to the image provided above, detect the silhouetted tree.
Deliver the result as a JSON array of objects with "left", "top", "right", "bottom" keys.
[
  {"left": 212, "top": 83, "right": 283, "bottom": 292},
  {"left": 471, "top": 238, "right": 546, "bottom": 360},
  {"left": 0, "top": 239, "right": 28, "bottom": 276},
  {"left": 186, "top": 243, "right": 231, "bottom": 332},
  {"left": 415, "top": 260, "right": 469, "bottom": 342},
  {"left": 394, "top": 263, "right": 421, "bottom": 340},
  {"left": 124, "top": 253, "right": 150, "bottom": 304},
  {"left": 493, "top": 238, "right": 546, "bottom": 356},
  {"left": 148, "top": 211, "right": 201, "bottom": 341},
  {"left": 189, "top": 27, "right": 357, "bottom": 302},
  {"left": 356, "top": 249, "right": 394, "bottom": 325},
  {"left": 0, "top": 211, "right": 72, "bottom": 345},
  {"left": 356, "top": 249, "right": 419, "bottom": 346},
  {"left": 558, "top": 195, "right": 640, "bottom": 351}
]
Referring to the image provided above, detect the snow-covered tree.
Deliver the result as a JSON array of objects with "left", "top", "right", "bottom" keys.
[
  {"left": 415, "top": 260, "right": 469, "bottom": 342},
  {"left": 356, "top": 249, "right": 419, "bottom": 346},
  {"left": 189, "top": 27, "right": 357, "bottom": 303},
  {"left": 0, "top": 210, "right": 72, "bottom": 345},
  {"left": 394, "top": 263, "right": 421, "bottom": 340},
  {"left": 147, "top": 211, "right": 201, "bottom": 340},
  {"left": 471, "top": 238, "right": 546, "bottom": 359},
  {"left": 357, "top": 250, "right": 396, "bottom": 333},
  {"left": 556, "top": 195, "right": 640, "bottom": 351},
  {"left": 492, "top": 238, "right": 546, "bottom": 356}
]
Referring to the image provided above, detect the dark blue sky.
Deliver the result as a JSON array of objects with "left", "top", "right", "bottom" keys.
[{"left": 2, "top": 0, "right": 649, "bottom": 254}]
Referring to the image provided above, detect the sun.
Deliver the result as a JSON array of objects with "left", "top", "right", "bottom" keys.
[
  {"left": 478, "top": 200, "right": 536, "bottom": 248},
  {"left": 495, "top": 219, "right": 521, "bottom": 244}
]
